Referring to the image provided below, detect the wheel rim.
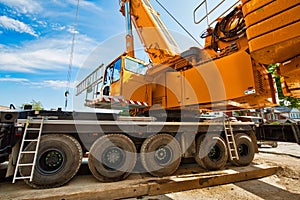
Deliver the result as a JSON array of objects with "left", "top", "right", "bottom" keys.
[
  {"left": 102, "top": 146, "right": 125, "bottom": 170},
  {"left": 208, "top": 145, "right": 222, "bottom": 161},
  {"left": 154, "top": 145, "right": 173, "bottom": 166},
  {"left": 37, "top": 149, "right": 65, "bottom": 175},
  {"left": 238, "top": 143, "right": 249, "bottom": 157}
]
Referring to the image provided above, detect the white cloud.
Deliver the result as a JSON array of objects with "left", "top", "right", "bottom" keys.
[
  {"left": 0, "top": 76, "right": 77, "bottom": 90},
  {"left": 0, "top": 16, "right": 38, "bottom": 37},
  {"left": 51, "top": 23, "right": 66, "bottom": 31},
  {"left": 67, "top": 26, "right": 79, "bottom": 34},
  {"left": 42, "top": 80, "right": 78, "bottom": 89},
  {"left": 0, "top": 77, "right": 29, "bottom": 82},
  {"left": 43, "top": 80, "right": 67, "bottom": 88},
  {"left": 0, "top": 0, "right": 42, "bottom": 14},
  {"left": 26, "top": 80, "right": 78, "bottom": 90},
  {"left": 65, "top": 0, "right": 103, "bottom": 13},
  {"left": 0, "top": 34, "right": 96, "bottom": 73},
  {"left": 80, "top": 0, "right": 103, "bottom": 13}
]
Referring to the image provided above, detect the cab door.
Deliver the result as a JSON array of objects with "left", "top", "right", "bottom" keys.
[
  {"left": 121, "top": 57, "right": 151, "bottom": 105},
  {"left": 102, "top": 58, "right": 122, "bottom": 96}
]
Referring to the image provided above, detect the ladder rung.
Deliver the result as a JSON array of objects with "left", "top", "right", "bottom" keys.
[
  {"left": 27, "top": 128, "right": 41, "bottom": 131},
  {"left": 14, "top": 176, "right": 31, "bottom": 180},
  {"left": 18, "top": 163, "right": 34, "bottom": 166},
  {"left": 24, "top": 139, "right": 39, "bottom": 142},
  {"left": 21, "top": 151, "right": 36, "bottom": 154}
]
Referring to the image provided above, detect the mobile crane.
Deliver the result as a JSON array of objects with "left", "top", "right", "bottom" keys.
[{"left": 0, "top": 0, "right": 299, "bottom": 189}]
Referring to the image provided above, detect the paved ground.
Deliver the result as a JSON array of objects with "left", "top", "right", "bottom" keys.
[{"left": 258, "top": 142, "right": 300, "bottom": 158}]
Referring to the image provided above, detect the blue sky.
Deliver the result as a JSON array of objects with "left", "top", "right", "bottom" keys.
[{"left": 0, "top": 0, "right": 236, "bottom": 110}]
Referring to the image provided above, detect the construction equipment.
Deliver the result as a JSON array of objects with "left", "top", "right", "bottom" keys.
[
  {"left": 0, "top": 0, "right": 299, "bottom": 189},
  {"left": 74, "top": 0, "right": 299, "bottom": 185}
]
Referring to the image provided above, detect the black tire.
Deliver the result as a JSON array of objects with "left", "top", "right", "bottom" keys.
[
  {"left": 0, "top": 156, "right": 7, "bottom": 164},
  {"left": 20, "top": 134, "right": 83, "bottom": 189},
  {"left": 231, "top": 133, "right": 255, "bottom": 166},
  {"left": 195, "top": 134, "right": 228, "bottom": 170},
  {"left": 88, "top": 134, "right": 137, "bottom": 182},
  {"left": 140, "top": 134, "right": 181, "bottom": 177}
]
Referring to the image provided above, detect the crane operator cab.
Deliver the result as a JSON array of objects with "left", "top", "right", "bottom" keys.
[{"left": 80, "top": 55, "right": 151, "bottom": 110}]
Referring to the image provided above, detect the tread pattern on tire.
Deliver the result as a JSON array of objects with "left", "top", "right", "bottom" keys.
[
  {"left": 231, "top": 133, "right": 255, "bottom": 166},
  {"left": 88, "top": 134, "right": 137, "bottom": 182},
  {"left": 20, "top": 134, "right": 83, "bottom": 189},
  {"left": 140, "top": 133, "right": 181, "bottom": 177},
  {"left": 195, "top": 134, "right": 228, "bottom": 170}
]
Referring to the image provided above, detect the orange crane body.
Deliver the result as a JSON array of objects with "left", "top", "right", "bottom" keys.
[{"left": 82, "top": 0, "right": 299, "bottom": 115}]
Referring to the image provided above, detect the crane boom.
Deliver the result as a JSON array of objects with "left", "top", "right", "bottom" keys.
[{"left": 120, "top": 0, "right": 180, "bottom": 64}]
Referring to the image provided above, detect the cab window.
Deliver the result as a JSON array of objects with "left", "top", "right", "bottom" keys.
[
  {"left": 104, "top": 58, "right": 121, "bottom": 85},
  {"left": 113, "top": 58, "right": 121, "bottom": 82},
  {"left": 124, "top": 58, "right": 147, "bottom": 75}
]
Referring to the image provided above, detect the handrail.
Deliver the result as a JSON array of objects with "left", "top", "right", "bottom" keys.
[
  {"left": 194, "top": 0, "right": 240, "bottom": 27},
  {"left": 193, "top": 0, "right": 225, "bottom": 25}
]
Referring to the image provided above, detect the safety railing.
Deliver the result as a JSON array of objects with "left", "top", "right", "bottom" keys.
[{"left": 194, "top": 0, "right": 241, "bottom": 27}]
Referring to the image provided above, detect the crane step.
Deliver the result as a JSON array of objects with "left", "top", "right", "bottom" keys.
[
  {"left": 20, "top": 151, "right": 36, "bottom": 154},
  {"left": 24, "top": 139, "right": 39, "bottom": 142},
  {"left": 14, "top": 176, "right": 31, "bottom": 180},
  {"left": 18, "top": 163, "right": 34, "bottom": 167},
  {"left": 27, "top": 128, "right": 41, "bottom": 131}
]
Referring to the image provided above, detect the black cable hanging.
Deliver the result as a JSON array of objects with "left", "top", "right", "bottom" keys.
[
  {"left": 211, "top": 7, "right": 246, "bottom": 51},
  {"left": 154, "top": 0, "right": 202, "bottom": 47},
  {"left": 65, "top": 0, "right": 80, "bottom": 110}
]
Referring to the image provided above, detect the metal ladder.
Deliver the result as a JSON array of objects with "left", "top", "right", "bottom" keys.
[
  {"left": 12, "top": 117, "right": 44, "bottom": 183},
  {"left": 223, "top": 119, "right": 239, "bottom": 161}
]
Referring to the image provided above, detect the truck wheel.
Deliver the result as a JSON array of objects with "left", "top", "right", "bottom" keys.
[
  {"left": 140, "top": 134, "right": 181, "bottom": 177},
  {"left": 20, "top": 134, "right": 82, "bottom": 189},
  {"left": 231, "top": 133, "right": 255, "bottom": 166},
  {"left": 195, "top": 134, "right": 228, "bottom": 170},
  {"left": 88, "top": 134, "right": 137, "bottom": 182}
]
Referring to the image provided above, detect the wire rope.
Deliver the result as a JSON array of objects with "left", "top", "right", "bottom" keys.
[
  {"left": 65, "top": 0, "right": 80, "bottom": 109},
  {"left": 154, "top": 0, "right": 202, "bottom": 47}
]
